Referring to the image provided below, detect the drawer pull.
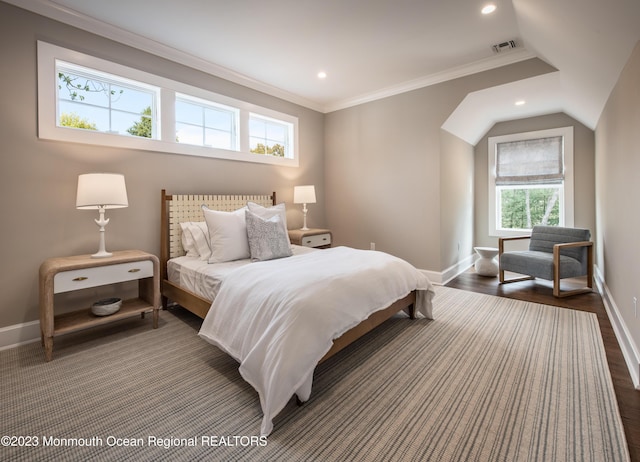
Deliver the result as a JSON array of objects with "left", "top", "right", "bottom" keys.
[
  {"left": 128, "top": 268, "right": 141, "bottom": 273},
  {"left": 72, "top": 276, "right": 88, "bottom": 282}
]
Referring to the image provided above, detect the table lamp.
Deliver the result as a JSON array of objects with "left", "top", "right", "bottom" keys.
[
  {"left": 293, "top": 185, "right": 316, "bottom": 231},
  {"left": 76, "top": 173, "right": 128, "bottom": 258}
]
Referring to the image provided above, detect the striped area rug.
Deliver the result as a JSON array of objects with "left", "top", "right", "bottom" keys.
[{"left": 1, "top": 286, "right": 628, "bottom": 461}]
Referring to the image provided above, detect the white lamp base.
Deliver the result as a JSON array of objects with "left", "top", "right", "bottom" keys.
[
  {"left": 300, "top": 203, "right": 310, "bottom": 230},
  {"left": 91, "top": 208, "right": 113, "bottom": 258}
]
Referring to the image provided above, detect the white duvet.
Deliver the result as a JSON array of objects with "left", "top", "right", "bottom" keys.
[{"left": 198, "top": 246, "right": 435, "bottom": 436}]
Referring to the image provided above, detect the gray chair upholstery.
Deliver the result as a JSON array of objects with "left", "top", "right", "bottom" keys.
[{"left": 498, "top": 225, "right": 593, "bottom": 297}]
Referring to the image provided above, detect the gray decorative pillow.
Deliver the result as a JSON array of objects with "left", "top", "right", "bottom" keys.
[
  {"left": 247, "top": 201, "right": 292, "bottom": 247},
  {"left": 245, "top": 209, "right": 293, "bottom": 262}
]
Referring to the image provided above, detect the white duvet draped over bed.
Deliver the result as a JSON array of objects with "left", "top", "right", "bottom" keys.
[{"left": 198, "top": 246, "right": 435, "bottom": 436}]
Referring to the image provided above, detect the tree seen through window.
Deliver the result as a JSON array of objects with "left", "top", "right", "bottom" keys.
[{"left": 499, "top": 187, "right": 560, "bottom": 229}]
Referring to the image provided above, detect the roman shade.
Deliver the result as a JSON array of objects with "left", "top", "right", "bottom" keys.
[{"left": 496, "top": 136, "right": 564, "bottom": 185}]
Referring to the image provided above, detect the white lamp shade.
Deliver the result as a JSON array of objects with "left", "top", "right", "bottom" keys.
[
  {"left": 293, "top": 185, "right": 316, "bottom": 204},
  {"left": 76, "top": 173, "right": 128, "bottom": 209}
]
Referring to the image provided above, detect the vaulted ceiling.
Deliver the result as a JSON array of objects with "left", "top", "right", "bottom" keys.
[{"left": 8, "top": 0, "right": 640, "bottom": 144}]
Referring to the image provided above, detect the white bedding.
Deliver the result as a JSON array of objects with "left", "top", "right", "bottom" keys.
[
  {"left": 198, "top": 246, "right": 435, "bottom": 436},
  {"left": 167, "top": 245, "right": 315, "bottom": 301}
]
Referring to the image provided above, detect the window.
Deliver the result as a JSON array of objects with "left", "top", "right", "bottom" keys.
[
  {"left": 488, "top": 127, "right": 574, "bottom": 236},
  {"left": 37, "top": 41, "right": 298, "bottom": 167},
  {"left": 57, "top": 62, "right": 158, "bottom": 139},
  {"left": 249, "top": 114, "right": 292, "bottom": 158},
  {"left": 175, "top": 94, "right": 238, "bottom": 149}
]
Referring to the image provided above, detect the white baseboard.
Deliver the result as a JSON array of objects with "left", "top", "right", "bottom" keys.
[
  {"left": 0, "top": 320, "right": 41, "bottom": 351},
  {"left": 441, "top": 253, "right": 476, "bottom": 285},
  {"left": 594, "top": 265, "right": 640, "bottom": 389},
  {"left": 421, "top": 253, "right": 476, "bottom": 286}
]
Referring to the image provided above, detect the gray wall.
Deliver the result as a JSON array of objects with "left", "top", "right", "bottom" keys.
[
  {"left": 324, "top": 58, "right": 556, "bottom": 273},
  {"left": 474, "top": 113, "right": 596, "bottom": 249},
  {"left": 0, "top": 2, "right": 325, "bottom": 328},
  {"left": 595, "top": 40, "right": 640, "bottom": 359},
  {"left": 440, "top": 131, "right": 474, "bottom": 271}
]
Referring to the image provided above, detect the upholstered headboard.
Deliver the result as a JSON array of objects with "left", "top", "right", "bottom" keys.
[{"left": 160, "top": 190, "right": 275, "bottom": 278}]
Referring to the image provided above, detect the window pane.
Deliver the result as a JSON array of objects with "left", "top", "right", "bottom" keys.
[
  {"left": 111, "top": 111, "right": 139, "bottom": 135},
  {"left": 175, "top": 100, "right": 202, "bottom": 125},
  {"left": 205, "top": 129, "right": 232, "bottom": 149},
  {"left": 250, "top": 137, "right": 267, "bottom": 154},
  {"left": 110, "top": 84, "right": 153, "bottom": 113},
  {"left": 58, "top": 100, "right": 108, "bottom": 131},
  {"left": 249, "top": 115, "right": 290, "bottom": 157},
  {"left": 176, "top": 96, "right": 236, "bottom": 149},
  {"left": 266, "top": 123, "right": 286, "bottom": 143},
  {"left": 176, "top": 122, "right": 203, "bottom": 145},
  {"left": 498, "top": 186, "right": 561, "bottom": 230},
  {"left": 205, "top": 108, "right": 232, "bottom": 131},
  {"left": 58, "top": 71, "right": 110, "bottom": 107},
  {"left": 56, "top": 64, "right": 157, "bottom": 138},
  {"left": 115, "top": 110, "right": 153, "bottom": 138},
  {"left": 249, "top": 118, "right": 266, "bottom": 137}
]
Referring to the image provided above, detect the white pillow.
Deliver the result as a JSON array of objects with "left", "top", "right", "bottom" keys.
[
  {"left": 178, "top": 222, "right": 211, "bottom": 260},
  {"left": 245, "top": 210, "right": 292, "bottom": 262},
  {"left": 179, "top": 222, "right": 199, "bottom": 257},
  {"left": 189, "top": 222, "right": 212, "bottom": 261},
  {"left": 202, "top": 205, "right": 250, "bottom": 263},
  {"left": 246, "top": 201, "right": 291, "bottom": 246}
]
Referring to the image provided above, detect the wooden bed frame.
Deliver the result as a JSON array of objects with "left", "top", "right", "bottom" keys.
[{"left": 160, "top": 189, "right": 416, "bottom": 365}]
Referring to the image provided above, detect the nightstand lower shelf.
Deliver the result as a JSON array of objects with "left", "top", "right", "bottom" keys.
[{"left": 53, "top": 298, "right": 157, "bottom": 336}]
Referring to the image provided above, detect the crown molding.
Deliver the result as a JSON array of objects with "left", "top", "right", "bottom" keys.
[{"left": 322, "top": 48, "right": 537, "bottom": 113}]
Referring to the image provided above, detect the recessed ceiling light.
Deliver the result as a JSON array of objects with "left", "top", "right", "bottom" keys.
[
  {"left": 515, "top": 100, "right": 526, "bottom": 106},
  {"left": 481, "top": 4, "right": 496, "bottom": 14},
  {"left": 317, "top": 71, "right": 327, "bottom": 79}
]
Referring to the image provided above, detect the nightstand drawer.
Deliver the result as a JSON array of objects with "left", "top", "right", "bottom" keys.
[
  {"left": 301, "top": 233, "right": 332, "bottom": 248},
  {"left": 54, "top": 260, "right": 154, "bottom": 293}
]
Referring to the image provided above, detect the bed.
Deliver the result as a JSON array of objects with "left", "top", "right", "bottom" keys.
[{"left": 160, "top": 189, "right": 435, "bottom": 435}]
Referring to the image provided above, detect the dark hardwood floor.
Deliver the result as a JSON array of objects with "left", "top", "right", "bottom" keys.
[{"left": 446, "top": 269, "right": 640, "bottom": 461}]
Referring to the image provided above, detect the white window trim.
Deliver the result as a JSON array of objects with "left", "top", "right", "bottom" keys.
[
  {"left": 37, "top": 41, "right": 299, "bottom": 167},
  {"left": 488, "top": 126, "right": 574, "bottom": 237}
]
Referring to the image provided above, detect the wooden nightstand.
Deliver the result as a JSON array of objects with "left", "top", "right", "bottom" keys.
[
  {"left": 288, "top": 228, "right": 332, "bottom": 249},
  {"left": 39, "top": 250, "right": 160, "bottom": 361}
]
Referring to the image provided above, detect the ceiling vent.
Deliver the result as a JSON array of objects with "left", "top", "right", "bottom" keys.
[{"left": 491, "top": 40, "right": 518, "bottom": 53}]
